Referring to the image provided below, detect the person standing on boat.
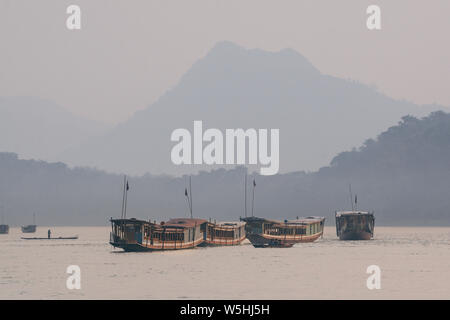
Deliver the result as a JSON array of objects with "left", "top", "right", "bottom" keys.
[{"left": 48, "top": 229, "right": 51, "bottom": 239}]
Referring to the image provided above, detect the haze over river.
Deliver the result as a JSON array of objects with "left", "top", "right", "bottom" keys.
[{"left": 1, "top": 226, "right": 449, "bottom": 299}]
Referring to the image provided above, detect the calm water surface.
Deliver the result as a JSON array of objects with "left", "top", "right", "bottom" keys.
[{"left": 1, "top": 226, "right": 449, "bottom": 299}]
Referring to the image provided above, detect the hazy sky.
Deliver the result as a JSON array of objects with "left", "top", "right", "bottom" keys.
[{"left": 0, "top": 0, "right": 449, "bottom": 124}]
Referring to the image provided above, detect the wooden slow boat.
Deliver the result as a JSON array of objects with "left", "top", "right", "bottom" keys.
[
  {"left": 201, "top": 221, "right": 246, "bottom": 246},
  {"left": 335, "top": 211, "right": 375, "bottom": 240},
  {"left": 241, "top": 216, "right": 325, "bottom": 248},
  {"left": 110, "top": 217, "right": 208, "bottom": 252},
  {"left": 21, "top": 236, "right": 78, "bottom": 240},
  {"left": 1, "top": 208, "right": 9, "bottom": 234},
  {"left": 0, "top": 224, "right": 9, "bottom": 234},
  {"left": 21, "top": 225, "right": 36, "bottom": 233},
  {"left": 22, "top": 213, "right": 37, "bottom": 233}
]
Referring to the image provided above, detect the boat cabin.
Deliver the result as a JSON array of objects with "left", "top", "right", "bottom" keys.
[{"left": 204, "top": 221, "right": 246, "bottom": 246}]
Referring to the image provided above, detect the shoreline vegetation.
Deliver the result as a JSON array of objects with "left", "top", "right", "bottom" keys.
[{"left": 1, "top": 112, "right": 450, "bottom": 226}]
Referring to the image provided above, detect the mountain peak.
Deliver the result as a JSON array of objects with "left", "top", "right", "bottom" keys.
[
  {"left": 203, "top": 41, "right": 319, "bottom": 74},
  {"left": 63, "top": 42, "right": 438, "bottom": 177},
  {"left": 209, "top": 41, "right": 245, "bottom": 53},
  {"left": 179, "top": 41, "right": 320, "bottom": 89}
]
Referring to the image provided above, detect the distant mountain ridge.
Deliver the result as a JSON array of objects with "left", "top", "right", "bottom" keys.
[
  {"left": 1, "top": 111, "right": 450, "bottom": 226},
  {"left": 60, "top": 41, "right": 441, "bottom": 176}
]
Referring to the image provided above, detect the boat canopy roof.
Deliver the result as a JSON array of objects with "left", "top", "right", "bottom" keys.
[
  {"left": 242, "top": 216, "right": 324, "bottom": 226},
  {"left": 284, "top": 217, "right": 325, "bottom": 225},
  {"left": 110, "top": 218, "right": 150, "bottom": 225},
  {"left": 111, "top": 217, "right": 214, "bottom": 229},
  {"left": 111, "top": 217, "right": 208, "bottom": 229},
  {"left": 212, "top": 221, "right": 246, "bottom": 229}
]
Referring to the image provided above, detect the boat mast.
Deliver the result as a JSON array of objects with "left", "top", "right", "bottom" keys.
[
  {"left": 119, "top": 175, "right": 127, "bottom": 239},
  {"left": 124, "top": 178, "right": 129, "bottom": 219},
  {"left": 189, "top": 176, "right": 193, "bottom": 219},
  {"left": 251, "top": 178, "right": 256, "bottom": 217},
  {"left": 185, "top": 176, "right": 193, "bottom": 219},
  {"left": 244, "top": 174, "right": 247, "bottom": 218},
  {"left": 349, "top": 184, "right": 354, "bottom": 211},
  {"left": 121, "top": 175, "right": 126, "bottom": 219}
]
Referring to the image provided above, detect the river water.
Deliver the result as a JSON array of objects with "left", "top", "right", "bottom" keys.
[{"left": 1, "top": 226, "right": 449, "bottom": 299}]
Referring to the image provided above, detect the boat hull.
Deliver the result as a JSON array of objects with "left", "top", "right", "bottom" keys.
[
  {"left": 201, "top": 235, "right": 247, "bottom": 247},
  {"left": 110, "top": 242, "right": 156, "bottom": 252},
  {"left": 22, "top": 236, "right": 78, "bottom": 240},
  {"left": 246, "top": 232, "right": 322, "bottom": 248},
  {"left": 110, "top": 237, "right": 204, "bottom": 252},
  {"left": 338, "top": 231, "right": 372, "bottom": 240}
]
